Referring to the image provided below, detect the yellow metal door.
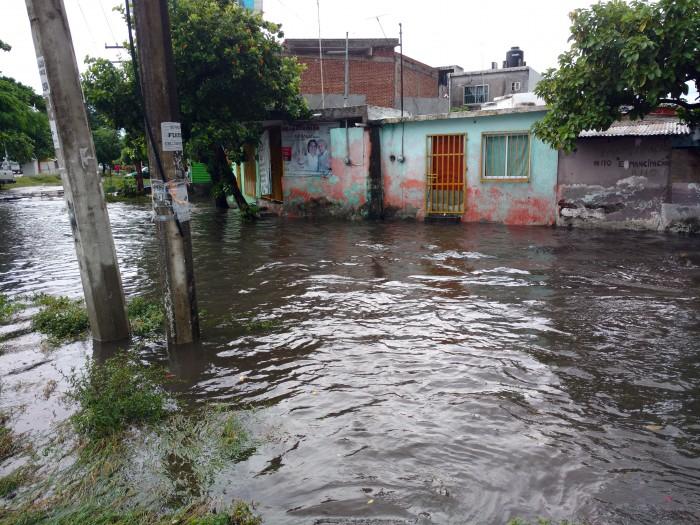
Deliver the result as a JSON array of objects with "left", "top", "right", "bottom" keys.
[{"left": 425, "top": 134, "right": 466, "bottom": 215}]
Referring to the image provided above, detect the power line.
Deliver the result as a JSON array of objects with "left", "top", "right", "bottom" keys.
[
  {"left": 98, "top": 0, "right": 118, "bottom": 45},
  {"left": 75, "top": 0, "right": 99, "bottom": 49}
]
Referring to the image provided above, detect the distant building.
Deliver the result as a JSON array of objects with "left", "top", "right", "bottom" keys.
[
  {"left": 284, "top": 38, "right": 448, "bottom": 115},
  {"left": 449, "top": 47, "right": 541, "bottom": 110},
  {"left": 236, "top": 0, "right": 262, "bottom": 13}
]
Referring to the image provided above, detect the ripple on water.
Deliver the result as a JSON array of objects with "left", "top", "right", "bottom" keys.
[{"left": 1, "top": 200, "right": 699, "bottom": 524}]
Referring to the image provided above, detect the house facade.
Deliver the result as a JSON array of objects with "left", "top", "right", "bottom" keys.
[
  {"left": 557, "top": 116, "right": 700, "bottom": 232},
  {"left": 194, "top": 106, "right": 699, "bottom": 234}
]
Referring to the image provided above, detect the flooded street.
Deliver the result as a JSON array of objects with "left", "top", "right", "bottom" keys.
[{"left": 1, "top": 196, "right": 700, "bottom": 524}]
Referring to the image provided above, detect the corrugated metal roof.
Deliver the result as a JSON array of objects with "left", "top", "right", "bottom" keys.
[{"left": 580, "top": 118, "right": 691, "bottom": 137}]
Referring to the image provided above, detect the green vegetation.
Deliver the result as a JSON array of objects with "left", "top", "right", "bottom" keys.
[
  {"left": 0, "top": 294, "right": 22, "bottom": 324},
  {"left": 0, "top": 469, "right": 28, "bottom": 498},
  {"left": 507, "top": 518, "right": 583, "bottom": 525},
  {"left": 0, "top": 77, "right": 53, "bottom": 165},
  {"left": 31, "top": 295, "right": 89, "bottom": 345},
  {"left": 242, "top": 318, "right": 281, "bottom": 333},
  {"left": 66, "top": 353, "right": 169, "bottom": 440},
  {"left": 83, "top": 1, "right": 307, "bottom": 210},
  {"left": 1, "top": 175, "right": 62, "bottom": 189},
  {"left": 534, "top": 0, "right": 700, "bottom": 151},
  {"left": 0, "top": 411, "right": 16, "bottom": 462},
  {"left": 127, "top": 297, "right": 165, "bottom": 338},
  {"left": 0, "top": 349, "right": 259, "bottom": 524}
]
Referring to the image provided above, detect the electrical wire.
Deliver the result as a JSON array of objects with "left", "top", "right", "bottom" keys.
[
  {"left": 75, "top": 0, "right": 99, "bottom": 49},
  {"left": 98, "top": 0, "right": 118, "bottom": 44}
]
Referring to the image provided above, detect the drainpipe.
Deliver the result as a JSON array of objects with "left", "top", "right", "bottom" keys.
[
  {"left": 398, "top": 23, "right": 405, "bottom": 163},
  {"left": 344, "top": 32, "right": 351, "bottom": 165}
]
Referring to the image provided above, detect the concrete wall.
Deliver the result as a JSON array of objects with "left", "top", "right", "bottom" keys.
[
  {"left": 380, "top": 110, "right": 558, "bottom": 225},
  {"left": 282, "top": 126, "right": 371, "bottom": 218},
  {"left": 450, "top": 68, "right": 534, "bottom": 109},
  {"left": 557, "top": 137, "right": 672, "bottom": 230}
]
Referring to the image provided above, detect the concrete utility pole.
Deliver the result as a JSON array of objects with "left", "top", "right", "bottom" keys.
[
  {"left": 25, "top": 0, "right": 130, "bottom": 343},
  {"left": 132, "top": 0, "right": 199, "bottom": 345}
]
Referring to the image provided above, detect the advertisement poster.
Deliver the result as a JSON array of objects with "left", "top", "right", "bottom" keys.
[{"left": 281, "top": 124, "right": 333, "bottom": 177}]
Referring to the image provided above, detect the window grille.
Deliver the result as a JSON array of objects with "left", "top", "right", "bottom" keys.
[{"left": 464, "top": 84, "right": 489, "bottom": 104}]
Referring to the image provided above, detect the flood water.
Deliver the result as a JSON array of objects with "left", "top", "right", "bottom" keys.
[{"left": 1, "top": 196, "right": 700, "bottom": 524}]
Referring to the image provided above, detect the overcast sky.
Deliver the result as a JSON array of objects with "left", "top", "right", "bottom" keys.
[{"left": 1, "top": 0, "right": 600, "bottom": 93}]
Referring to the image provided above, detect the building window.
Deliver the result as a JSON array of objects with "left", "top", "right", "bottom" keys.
[
  {"left": 464, "top": 84, "right": 489, "bottom": 104},
  {"left": 511, "top": 81, "right": 521, "bottom": 92},
  {"left": 481, "top": 132, "right": 530, "bottom": 181}
]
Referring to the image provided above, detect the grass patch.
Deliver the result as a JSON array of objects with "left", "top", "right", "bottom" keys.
[
  {"left": 242, "top": 319, "right": 281, "bottom": 333},
  {"left": 0, "top": 411, "right": 16, "bottom": 462},
  {"left": 65, "top": 352, "right": 170, "bottom": 440},
  {"left": 127, "top": 297, "right": 165, "bottom": 338},
  {"left": 0, "top": 468, "right": 28, "bottom": 498},
  {"left": 0, "top": 294, "right": 23, "bottom": 324},
  {"left": 31, "top": 295, "right": 89, "bottom": 345},
  {"left": 506, "top": 518, "right": 584, "bottom": 525},
  {"left": 1, "top": 175, "right": 62, "bottom": 189},
  {"left": 0, "top": 501, "right": 261, "bottom": 524}
]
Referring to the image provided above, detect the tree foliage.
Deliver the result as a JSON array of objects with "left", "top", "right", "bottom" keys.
[
  {"left": 82, "top": 58, "right": 145, "bottom": 170},
  {"left": 170, "top": 0, "right": 307, "bottom": 206},
  {"left": 533, "top": 0, "right": 700, "bottom": 151},
  {"left": 0, "top": 76, "right": 53, "bottom": 163},
  {"left": 82, "top": 1, "right": 307, "bottom": 206},
  {"left": 93, "top": 126, "right": 122, "bottom": 171}
]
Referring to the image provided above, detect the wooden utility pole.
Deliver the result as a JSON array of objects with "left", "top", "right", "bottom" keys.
[
  {"left": 25, "top": 0, "right": 130, "bottom": 343},
  {"left": 131, "top": 0, "right": 199, "bottom": 345}
]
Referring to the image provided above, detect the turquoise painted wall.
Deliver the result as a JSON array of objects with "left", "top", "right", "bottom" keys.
[{"left": 380, "top": 110, "right": 558, "bottom": 225}]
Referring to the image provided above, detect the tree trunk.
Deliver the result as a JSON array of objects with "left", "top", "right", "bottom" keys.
[
  {"left": 211, "top": 144, "right": 250, "bottom": 212},
  {"left": 135, "top": 159, "right": 144, "bottom": 193}
]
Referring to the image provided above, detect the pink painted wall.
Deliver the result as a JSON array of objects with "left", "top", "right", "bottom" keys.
[
  {"left": 380, "top": 111, "right": 558, "bottom": 225},
  {"left": 282, "top": 127, "right": 371, "bottom": 218}
]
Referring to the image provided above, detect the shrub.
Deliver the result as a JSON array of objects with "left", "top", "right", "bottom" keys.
[
  {"left": 31, "top": 295, "right": 89, "bottom": 344},
  {"left": 0, "top": 469, "right": 26, "bottom": 498},
  {"left": 0, "top": 294, "right": 22, "bottom": 324},
  {"left": 66, "top": 352, "right": 170, "bottom": 440},
  {"left": 127, "top": 297, "right": 165, "bottom": 337},
  {"left": 0, "top": 412, "right": 15, "bottom": 461}
]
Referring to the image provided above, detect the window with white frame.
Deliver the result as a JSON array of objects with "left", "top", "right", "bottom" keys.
[
  {"left": 464, "top": 84, "right": 489, "bottom": 104},
  {"left": 481, "top": 132, "right": 531, "bottom": 181},
  {"left": 511, "top": 81, "right": 521, "bottom": 92}
]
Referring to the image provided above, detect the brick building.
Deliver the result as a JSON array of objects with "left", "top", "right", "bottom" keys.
[{"left": 284, "top": 38, "right": 446, "bottom": 114}]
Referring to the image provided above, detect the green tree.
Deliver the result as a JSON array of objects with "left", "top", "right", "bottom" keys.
[
  {"left": 170, "top": 0, "right": 307, "bottom": 208},
  {"left": 82, "top": 2, "right": 307, "bottom": 208},
  {"left": 82, "top": 58, "right": 147, "bottom": 189},
  {"left": 533, "top": 0, "right": 700, "bottom": 151},
  {"left": 0, "top": 76, "right": 53, "bottom": 163},
  {"left": 93, "top": 126, "right": 122, "bottom": 174}
]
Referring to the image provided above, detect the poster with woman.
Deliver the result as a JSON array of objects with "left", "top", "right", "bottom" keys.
[{"left": 282, "top": 124, "right": 333, "bottom": 176}]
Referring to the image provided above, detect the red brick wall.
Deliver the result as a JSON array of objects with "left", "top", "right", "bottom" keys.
[{"left": 295, "top": 52, "right": 438, "bottom": 108}]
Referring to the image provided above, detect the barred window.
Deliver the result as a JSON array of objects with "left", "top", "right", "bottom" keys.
[{"left": 481, "top": 132, "right": 530, "bottom": 181}]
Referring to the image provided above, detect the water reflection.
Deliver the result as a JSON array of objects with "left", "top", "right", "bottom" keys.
[{"left": 1, "top": 196, "right": 699, "bottom": 524}]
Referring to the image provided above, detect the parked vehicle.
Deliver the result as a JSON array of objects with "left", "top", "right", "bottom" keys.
[{"left": 0, "top": 157, "right": 16, "bottom": 185}]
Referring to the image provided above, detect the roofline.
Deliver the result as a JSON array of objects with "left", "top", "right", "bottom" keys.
[
  {"left": 376, "top": 105, "right": 548, "bottom": 124},
  {"left": 451, "top": 66, "right": 538, "bottom": 77}
]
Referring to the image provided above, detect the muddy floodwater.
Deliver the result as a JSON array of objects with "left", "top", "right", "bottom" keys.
[{"left": 1, "top": 196, "right": 700, "bottom": 524}]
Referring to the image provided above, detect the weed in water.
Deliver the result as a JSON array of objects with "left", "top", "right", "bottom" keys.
[
  {"left": 65, "top": 352, "right": 170, "bottom": 440},
  {"left": 0, "top": 294, "right": 22, "bottom": 324},
  {"left": 31, "top": 295, "right": 89, "bottom": 345},
  {"left": 127, "top": 297, "right": 165, "bottom": 338},
  {"left": 0, "top": 468, "right": 28, "bottom": 498},
  {"left": 506, "top": 518, "right": 584, "bottom": 525},
  {"left": 242, "top": 318, "right": 281, "bottom": 333},
  {"left": 0, "top": 408, "right": 17, "bottom": 462}
]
